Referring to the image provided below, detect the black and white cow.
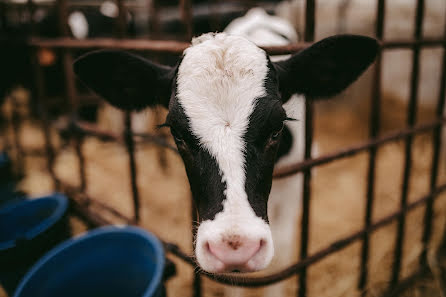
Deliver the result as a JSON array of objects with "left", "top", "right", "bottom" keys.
[
  {"left": 0, "top": 1, "right": 135, "bottom": 105},
  {"left": 73, "top": 28, "right": 378, "bottom": 275}
]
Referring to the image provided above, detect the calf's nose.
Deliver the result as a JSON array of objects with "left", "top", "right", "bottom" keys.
[{"left": 207, "top": 235, "right": 262, "bottom": 271}]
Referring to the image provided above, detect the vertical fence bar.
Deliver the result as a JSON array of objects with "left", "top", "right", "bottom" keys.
[
  {"left": 31, "top": 50, "right": 60, "bottom": 189},
  {"left": 124, "top": 112, "right": 141, "bottom": 222},
  {"left": 358, "top": 0, "right": 385, "bottom": 294},
  {"left": 390, "top": 0, "right": 425, "bottom": 288},
  {"left": 114, "top": 0, "right": 141, "bottom": 223},
  {"left": 26, "top": 1, "right": 59, "bottom": 189},
  {"left": 148, "top": 0, "right": 160, "bottom": 38},
  {"left": 116, "top": 0, "right": 127, "bottom": 38},
  {"left": 9, "top": 94, "right": 25, "bottom": 175},
  {"left": 56, "top": 0, "right": 69, "bottom": 36},
  {"left": 420, "top": 10, "right": 446, "bottom": 267},
  {"left": 0, "top": 1, "right": 7, "bottom": 31},
  {"left": 57, "top": 0, "right": 87, "bottom": 192},
  {"left": 298, "top": 1, "right": 315, "bottom": 297},
  {"left": 179, "top": 0, "right": 193, "bottom": 40},
  {"left": 26, "top": 0, "right": 36, "bottom": 35},
  {"left": 191, "top": 199, "right": 201, "bottom": 297}
]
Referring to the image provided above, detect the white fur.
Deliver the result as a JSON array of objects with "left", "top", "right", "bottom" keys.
[
  {"left": 177, "top": 33, "right": 274, "bottom": 272},
  {"left": 68, "top": 11, "right": 89, "bottom": 40},
  {"left": 223, "top": 8, "right": 305, "bottom": 297}
]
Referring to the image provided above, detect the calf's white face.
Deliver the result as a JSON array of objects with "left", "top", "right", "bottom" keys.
[{"left": 73, "top": 33, "right": 378, "bottom": 273}]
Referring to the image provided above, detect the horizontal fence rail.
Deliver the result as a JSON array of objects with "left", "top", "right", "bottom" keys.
[
  {"left": 66, "top": 180, "right": 446, "bottom": 287},
  {"left": 7, "top": 36, "right": 443, "bottom": 53}
]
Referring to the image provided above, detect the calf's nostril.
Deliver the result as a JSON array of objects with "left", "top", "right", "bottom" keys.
[
  {"left": 207, "top": 236, "right": 263, "bottom": 269},
  {"left": 228, "top": 240, "right": 242, "bottom": 250}
]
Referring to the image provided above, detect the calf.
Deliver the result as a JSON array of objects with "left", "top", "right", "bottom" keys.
[{"left": 73, "top": 32, "right": 378, "bottom": 274}]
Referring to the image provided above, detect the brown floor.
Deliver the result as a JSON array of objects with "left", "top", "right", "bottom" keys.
[{"left": 1, "top": 88, "right": 446, "bottom": 297}]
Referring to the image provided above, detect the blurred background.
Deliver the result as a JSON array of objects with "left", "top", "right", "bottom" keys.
[{"left": 1, "top": 0, "right": 446, "bottom": 297}]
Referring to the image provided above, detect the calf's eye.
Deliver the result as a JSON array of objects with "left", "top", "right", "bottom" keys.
[
  {"left": 173, "top": 134, "right": 184, "bottom": 144},
  {"left": 271, "top": 131, "right": 281, "bottom": 140},
  {"left": 270, "top": 123, "right": 284, "bottom": 141},
  {"left": 170, "top": 130, "right": 184, "bottom": 144}
]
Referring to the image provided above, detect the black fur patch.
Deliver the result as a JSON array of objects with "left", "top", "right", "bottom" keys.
[
  {"left": 167, "top": 94, "right": 225, "bottom": 222},
  {"left": 243, "top": 62, "right": 287, "bottom": 221}
]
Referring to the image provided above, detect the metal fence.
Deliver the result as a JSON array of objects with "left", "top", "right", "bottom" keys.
[{"left": 1, "top": 0, "right": 446, "bottom": 296}]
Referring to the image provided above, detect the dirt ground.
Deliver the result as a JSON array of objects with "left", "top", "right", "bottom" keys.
[{"left": 1, "top": 87, "right": 446, "bottom": 297}]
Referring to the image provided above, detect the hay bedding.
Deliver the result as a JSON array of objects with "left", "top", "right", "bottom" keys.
[{"left": 2, "top": 91, "right": 446, "bottom": 297}]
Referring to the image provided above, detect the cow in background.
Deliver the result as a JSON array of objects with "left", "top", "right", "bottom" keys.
[
  {"left": 277, "top": 0, "right": 446, "bottom": 161},
  {"left": 0, "top": 1, "right": 136, "bottom": 121}
]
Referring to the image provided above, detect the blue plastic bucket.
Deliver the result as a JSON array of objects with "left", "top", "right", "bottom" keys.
[
  {"left": 13, "top": 226, "right": 166, "bottom": 297},
  {"left": 0, "top": 193, "right": 70, "bottom": 295}
]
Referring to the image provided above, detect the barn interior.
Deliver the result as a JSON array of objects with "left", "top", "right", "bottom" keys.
[{"left": 1, "top": 1, "right": 446, "bottom": 297}]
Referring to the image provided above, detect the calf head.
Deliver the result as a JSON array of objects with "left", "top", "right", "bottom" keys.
[{"left": 73, "top": 33, "right": 378, "bottom": 273}]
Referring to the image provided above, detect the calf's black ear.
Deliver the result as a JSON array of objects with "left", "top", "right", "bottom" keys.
[
  {"left": 73, "top": 50, "right": 174, "bottom": 110},
  {"left": 274, "top": 35, "right": 379, "bottom": 100}
]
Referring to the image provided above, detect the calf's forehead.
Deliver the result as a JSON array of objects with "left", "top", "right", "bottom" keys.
[{"left": 175, "top": 33, "right": 270, "bottom": 141}]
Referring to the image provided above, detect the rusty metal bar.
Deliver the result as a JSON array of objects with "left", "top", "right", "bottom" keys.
[
  {"left": 63, "top": 183, "right": 135, "bottom": 223},
  {"left": 124, "top": 112, "right": 141, "bottom": 222},
  {"left": 27, "top": 37, "right": 191, "bottom": 53},
  {"left": 191, "top": 198, "right": 201, "bottom": 297},
  {"left": 30, "top": 49, "right": 60, "bottom": 189},
  {"left": 64, "top": 115, "right": 446, "bottom": 178},
  {"left": 57, "top": 0, "right": 87, "bottom": 193},
  {"left": 391, "top": 0, "right": 425, "bottom": 287},
  {"left": 26, "top": 0, "right": 36, "bottom": 35},
  {"left": 69, "top": 196, "right": 110, "bottom": 227},
  {"left": 178, "top": 183, "right": 446, "bottom": 287},
  {"left": 298, "top": 1, "right": 315, "bottom": 296},
  {"left": 358, "top": 0, "right": 385, "bottom": 293},
  {"left": 420, "top": 7, "right": 446, "bottom": 267},
  {"left": 116, "top": 0, "right": 127, "bottom": 38},
  {"left": 6, "top": 1, "right": 146, "bottom": 8},
  {"left": 66, "top": 173, "right": 446, "bottom": 288},
  {"left": 73, "top": 130, "right": 87, "bottom": 192},
  {"left": 382, "top": 267, "right": 428, "bottom": 297},
  {"left": 382, "top": 39, "right": 446, "bottom": 49},
  {"left": 273, "top": 117, "right": 445, "bottom": 176},
  {"left": 61, "top": 53, "right": 78, "bottom": 109},
  {"left": 57, "top": 118, "right": 178, "bottom": 152},
  {"left": 148, "top": 0, "right": 161, "bottom": 38},
  {"left": 56, "top": 0, "right": 69, "bottom": 36},
  {"left": 153, "top": 109, "right": 169, "bottom": 172},
  {"left": 55, "top": 115, "right": 446, "bottom": 181},
  {"left": 23, "top": 37, "right": 446, "bottom": 54},
  {"left": 179, "top": 0, "right": 193, "bottom": 40},
  {"left": 8, "top": 94, "right": 25, "bottom": 175}
]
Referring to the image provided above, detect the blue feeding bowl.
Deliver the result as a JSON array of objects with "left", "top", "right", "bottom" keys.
[
  {"left": 13, "top": 226, "right": 167, "bottom": 297},
  {"left": 0, "top": 193, "right": 70, "bottom": 295}
]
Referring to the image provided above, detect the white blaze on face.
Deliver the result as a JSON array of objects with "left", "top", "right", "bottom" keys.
[{"left": 177, "top": 33, "right": 274, "bottom": 272}]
